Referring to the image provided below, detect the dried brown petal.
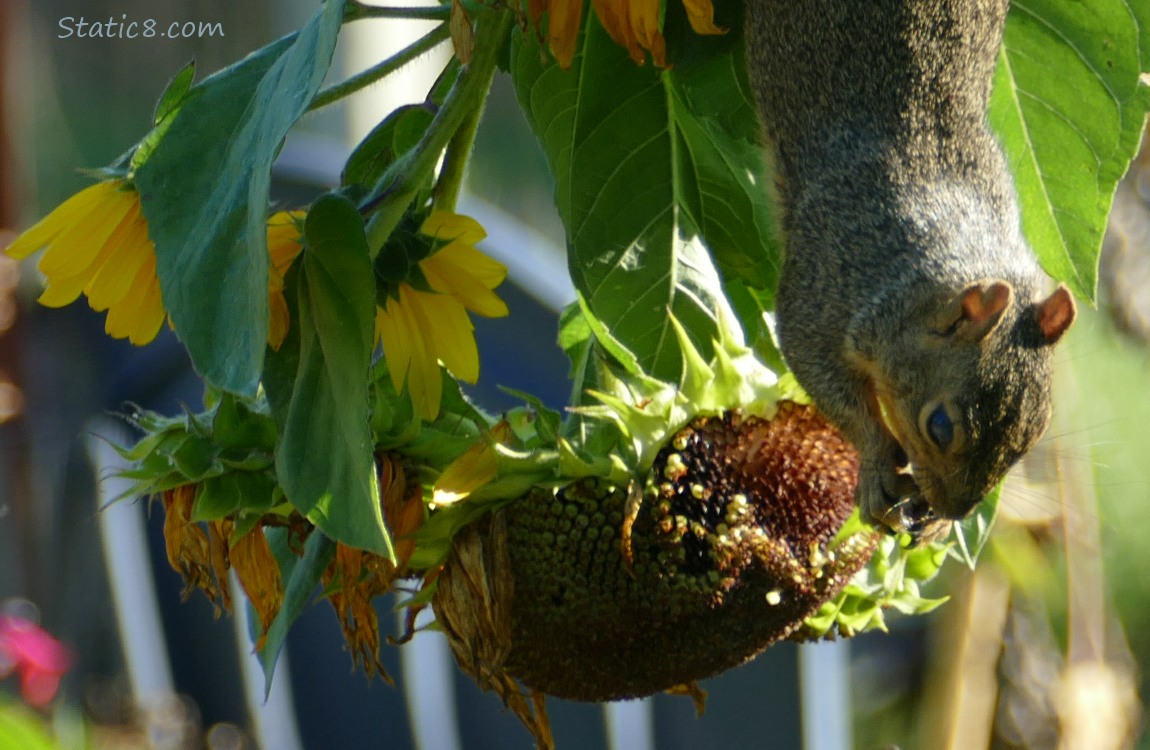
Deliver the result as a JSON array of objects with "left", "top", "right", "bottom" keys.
[
  {"left": 229, "top": 527, "right": 284, "bottom": 650},
  {"left": 435, "top": 514, "right": 552, "bottom": 749},
  {"left": 160, "top": 486, "right": 227, "bottom": 613}
]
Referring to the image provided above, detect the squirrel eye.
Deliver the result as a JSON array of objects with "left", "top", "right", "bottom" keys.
[{"left": 926, "top": 405, "right": 954, "bottom": 449}]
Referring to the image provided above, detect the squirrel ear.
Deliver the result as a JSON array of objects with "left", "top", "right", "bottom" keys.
[
  {"left": 955, "top": 281, "right": 1013, "bottom": 341},
  {"left": 1036, "top": 284, "right": 1076, "bottom": 344}
]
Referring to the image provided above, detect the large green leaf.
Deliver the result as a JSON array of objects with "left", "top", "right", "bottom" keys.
[
  {"left": 135, "top": 0, "right": 345, "bottom": 394},
  {"left": 276, "top": 194, "right": 392, "bottom": 558},
  {"left": 510, "top": 13, "right": 777, "bottom": 381},
  {"left": 990, "top": 0, "right": 1150, "bottom": 301},
  {"left": 258, "top": 529, "right": 336, "bottom": 690}
]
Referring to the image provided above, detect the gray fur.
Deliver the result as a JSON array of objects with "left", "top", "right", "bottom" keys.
[{"left": 746, "top": 0, "right": 1069, "bottom": 532}]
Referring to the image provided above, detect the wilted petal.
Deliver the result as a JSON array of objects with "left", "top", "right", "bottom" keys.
[
  {"left": 548, "top": 0, "right": 584, "bottom": 68},
  {"left": 229, "top": 527, "right": 283, "bottom": 648},
  {"left": 681, "top": 0, "right": 725, "bottom": 34},
  {"left": 528, "top": 0, "right": 546, "bottom": 26},
  {"left": 324, "top": 544, "right": 391, "bottom": 682},
  {"left": 162, "top": 486, "right": 225, "bottom": 611},
  {"left": 380, "top": 455, "right": 425, "bottom": 569},
  {"left": 592, "top": 0, "right": 646, "bottom": 64}
]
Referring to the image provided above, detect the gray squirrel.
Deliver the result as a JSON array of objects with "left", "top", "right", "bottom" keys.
[{"left": 745, "top": 0, "right": 1077, "bottom": 537}]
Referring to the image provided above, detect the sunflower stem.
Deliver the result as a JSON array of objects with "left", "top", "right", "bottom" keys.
[
  {"left": 362, "top": 7, "right": 513, "bottom": 257},
  {"left": 344, "top": 1, "right": 453, "bottom": 22},
  {"left": 432, "top": 104, "right": 483, "bottom": 213},
  {"left": 308, "top": 24, "right": 451, "bottom": 112}
]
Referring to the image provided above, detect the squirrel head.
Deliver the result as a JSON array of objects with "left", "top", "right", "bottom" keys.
[{"left": 858, "top": 279, "right": 1076, "bottom": 521}]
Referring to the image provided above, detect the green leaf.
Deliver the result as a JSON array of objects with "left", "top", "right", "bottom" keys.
[
  {"left": 342, "top": 61, "right": 458, "bottom": 189},
  {"left": 131, "top": 61, "right": 198, "bottom": 172},
  {"left": 951, "top": 482, "right": 1002, "bottom": 569},
  {"left": 154, "top": 60, "right": 197, "bottom": 126},
  {"left": 193, "top": 470, "right": 278, "bottom": 521},
  {"left": 169, "top": 433, "right": 219, "bottom": 480},
  {"left": 989, "top": 0, "right": 1150, "bottom": 301},
  {"left": 263, "top": 265, "right": 303, "bottom": 436},
  {"left": 276, "top": 194, "right": 393, "bottom": 558},
  {"left": 342, "top": 104, "right": 435, "bottom": 189},
  {"left": 666, "top": 41, "right": 780, "bottom": 296},
  {"left": 511, "top": 16, "right": 775, "bottom": 381},
  {"left": 258, "top": 529, "right": 336, "bottom": 691},
  {"left": 212, "top": 392, "right": 277, "bottom": 454},
  {"left": 135, "top": 0, "right": 346, "bottom": 394}
]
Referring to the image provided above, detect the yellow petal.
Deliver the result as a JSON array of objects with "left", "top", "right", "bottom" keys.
[
  {"left": 681, "top": 0, "right": 725, "bottom": 35},
  {"left": 103, "top": 281, "right": 145, "bottom": 341},
  {"left": 421, "top": 253, "right": 509, "bottom": 319},
  {"left": 429, "top": 241, "right": 507, "bottom": 289},
  {"left": 375, "top": 304, "right": 412, "bottom": 392},
  {"left": 104, "top": 252, "right": 157, "bottom": 342},
  {"left": 37, "top": 202, "right": 141, "bottom": 309},
  {"left": 36, "top": 273, "right": 89, "bottom": 308},
  {"left": 3, "top": 181, "right": 120, "bottom": 260},
  {"left": 409, "top": 289, "right": 480, "bottom": 384},
  {"left": 394, "top": 288, "right": 444, "bottom": 419},
  {"left": 267, "top": 210, "right": 305, "bottom": 276},
  {"left": 267, "top": 290, "right": 290, "bottom": 350},
  {"left": 432, "top": 421, "right": 512, "bottom": 507},
  {"left": 38, "top": 186, "right": 136, "bottom": 278},
  {"left": 84, "top": 212, "right": 153, "bottom": 312},
  {"left": 128, "top": 275, "right": 166, "bottom": 346},
  {"left": 419, "top": 211, "right": 486, "bottom": 246},
  {"left": 433, "top": 444, "right": 495, "bottom": 506}
]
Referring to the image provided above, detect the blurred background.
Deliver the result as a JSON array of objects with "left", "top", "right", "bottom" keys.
[{"left": 0, "top": 1, "right": 1148, "bottom": 748}]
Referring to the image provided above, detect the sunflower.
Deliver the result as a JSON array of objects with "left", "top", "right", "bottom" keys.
[
  {"left": 529, "top": 0, "right": 723, "bottom": 69},
  {"left": 4, "top": 179, "right": 164, "bottom": 345},
  {"left": 375, "top": 210, "right": 509, "bottom": 421},
  {"left": 266, "top": 210, "right": 306, "bottom": 350},
  {"left": 3, "top": 179, "right": 307, "bottom": 348}
]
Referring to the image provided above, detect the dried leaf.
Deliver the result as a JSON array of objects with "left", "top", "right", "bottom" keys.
[{"left": 450, "top": 0, "right": 475, "bottom": 64}]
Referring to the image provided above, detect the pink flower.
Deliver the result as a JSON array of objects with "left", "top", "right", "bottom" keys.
[{"left": 0, "top": 615, "right": 71, "bottom": 707}]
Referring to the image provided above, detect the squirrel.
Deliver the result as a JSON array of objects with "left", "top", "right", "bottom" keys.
[{"left": 744, "top": 0, "right": 1077, "bottom": 538}]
